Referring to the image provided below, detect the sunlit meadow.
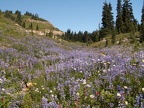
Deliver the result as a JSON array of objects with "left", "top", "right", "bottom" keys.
[{"left": 0, "top": 35, "right": 144, "bottom": 108}]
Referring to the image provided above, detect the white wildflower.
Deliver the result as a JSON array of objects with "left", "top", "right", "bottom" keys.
[
  {"left": 124, "top": 86, "right": 128, "bottom": 89},
  {"left": 113, "top": 65, "right": 116, "bottom": 67},
  {"left": 83, "top": 79, "right": 86, "bottom": 85},
  {"left": 142, "top": 88, "right": 144, "bottom": 93},
  {"left": 117, "top": 93, "right": 121, "bottom": 97},
  {"left": 125, "top": 101, "right": 128, "bottom": 105},
  {"left": 74, "top": 68, "right": 76, "bottom": 71},
  {"left": 86, "top": 84, "right": 91, "bottom": 88},
  {"left": 103, "top": 69, "right": 107, "bottom": 73},
  {"left": 2, "top": 88, "right": 5, "bottom": 92},
  {"left": 76, "top": 92, "right": 79, "bottom": 96},
  {"left": 51, "top": 94, "right": 54, "bottom": 97},
  {"left": 90, "top": 94, "right": 95, "bottom": 98},
  {"left": 35, "top": 88, "right": 39, "bottom": 92},
  {"left": 0, "top": 79, "right": 2, "bottom": 84}
]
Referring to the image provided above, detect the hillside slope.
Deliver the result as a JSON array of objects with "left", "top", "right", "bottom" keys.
[{"left": 0, "top": 11, "right": 64, "bottom": 37}]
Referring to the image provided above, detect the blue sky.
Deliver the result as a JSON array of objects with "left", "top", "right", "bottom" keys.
[{"left": 0, "top": 0, "right": 143, "bottom": 32}]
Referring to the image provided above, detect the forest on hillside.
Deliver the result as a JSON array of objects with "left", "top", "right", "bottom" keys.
[{"left": 63, "top": 0, "right": 144, "bottom": 44}]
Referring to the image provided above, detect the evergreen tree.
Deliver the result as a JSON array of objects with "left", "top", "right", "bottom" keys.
[
  {"left": 122, "top": 0, "right": 135, "bottom": 32},
  {"left": 16, "top": 11, "right": 22, "bottom": 25},
  {"left": 36, "top": 25, "right": 39, "bottom": 30},
  {"left": 29, "top": 22, "right": 33, "bottom": 29},
  {"left": 65, "top": 29, "right": 71, "bottom": 41},
  {"left": 84, "top": 31, "right": 88, "bottom": 43},
  {"left": 77, "top": 31, "right": 83, "bottom": 42},
  {"left": 91, "top": 31, "right": 99, "bottom": 42},
  {"left": 105, "top": 39, "right": 108, "bottom": 47},
  {"left": 24, "top": 11, "right": 33, "bottom": 16},
  {"left": 22, "top": 22, "right": 26, "bottom": 28},
  {"left": 4, "top": 10, "right": 15, "bottom": 21},
  {"left": 15, "top": 10, "right": 20, "bottom": 15},
  {"left": 101, "top": 2, "right": 114, "bottom": 37},
  {"left": 140, "top": 22, "right": 144, "bottom": 42},
  {"left": 111, "top": 32, "right": 116, "bottom": 44},
  {"left": 0, "top": 10, "right": 2, "bottom": 16},
  {"left": 4, "top": 10, "right": 12, "bottom": 18},
  {"left": 141, "top": 1, "right": 144, "bottom": 23},
  {"left": 140, "top": 1, "right": 144, "bottom": 42},
  {"left": 29, "top": 23, "right": 33, "bottom": 35},
  {"left": 116, "top": 0, "right": 123, "bottom": 33},
  {"left": 47, "top": 31, "right": 53, "bottom": 38}
]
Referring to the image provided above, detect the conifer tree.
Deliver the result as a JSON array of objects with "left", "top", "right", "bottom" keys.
[
  {"left": 141, "top": 1, "right": 144, "bottom": 23},
  {"left": 16, "top": 11, "right": 22, "bottom": 25},
  {"left": 111, "top": 32, "right": 116, "bottom": 44},
  {"left": 122, "top": 0, "right": 134, "bottom": 32},
  {"left": 29, "top": 22, "right": 33, "bottom": 29},
  {"left": 22, "top": 22, "right": 26, "bottom": 28},
  {"left": 36, "top": 25, "right": 39, "bottom": 30},
  {"left": 101, "top": 2, "right": 114, "bottom": 37},
  {"left": 140, "top": 1, "right": 144, "bottom": 42},
  {"left": 0, "top": 10, "right": 2, "bottom": 16},
  {"left": 29, "top": 23, "right": 33, "bottom": 35},
  {"left": 116, "top": 0, "right": 123, "bottom": 33}
]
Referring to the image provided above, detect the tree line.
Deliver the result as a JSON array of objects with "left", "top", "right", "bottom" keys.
[
  {"left": 1, "top": 10, "right": 45, "bottom": 30},
  {"left": 63, "top": 0, "right": 144, "bottom": 43}
]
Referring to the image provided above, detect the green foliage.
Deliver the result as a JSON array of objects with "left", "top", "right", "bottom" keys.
[
  {"left": 116, "top": 0, "right": 123, "bottom": 33},
  {"left": 4, "top": 10, "right": 15, "bottom": 21},
  {"left": 129, "top": 31, "right": 137, "bottom": 44},
  {"left": 105, "top": 39, "right": 108, "bottom": 47},
  {"left": 111, "top": 32, "right": 116, "bottom": 44},
  {"left": 22, "top": 22, "right": 26, "bottom": 28},
  {"left": 12, "top": 43, "right": 28, "bottom": 52},
  {"left": 140, "top": 4, "right": 144, "bottom": 42},
  {"left": 46, "top": 31, "right": 53, "bottom": 38},
  {"left": 29, "top": 22, "right": 33, "bottom": 30},
  {"left": 21, "top": 93, "right": 33, "bottom": 108},
  {"left": 36, "top": 25, "right": 39, "bottom": 30},
  {"left": 122, "top": 0, "right": 136, "bottom": 33},
  {"left": 101, "top": 2, "right": 114, "bottom": 36},
  {"left": 15, "top": 11, "right": 22, "bottom": 25}
]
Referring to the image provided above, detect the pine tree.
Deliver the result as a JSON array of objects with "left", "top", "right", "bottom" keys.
[
  {"left": 15, "top": 10, "right": 20, "bottom": 15},
  {"left": 116, "top": 0, "right": 123, "bottom": 33},
  {"left": 0, "top": 10, "right": 2, "bottom": 16},
  {"left": 122, "top": 0, "right": 135, "bottom": 32},
  {"left": 29, "top": 22, "right": 33, "bottom": 29},
  {"left": 111, "top": 32, "right": 116, "bottom": 44},
  {"left": 140, "top": 0, "right": 144, "bottom": 42},
  {"left": 4, "top": 10, "right": 12, "bottom": 18},
  {"left": 141, "top": 1, "right": 144, "bottom": 23},
  {"left": 65, "top": 29, "right": 71, "bottom": 41},
  {"left": 16, "top": 11, "right": 22, "bottom": 25},
  {"left": 22, "top": 22, "right": 26, "bottom": 28},
  {"left": 36, "top": 25, "right": 39, "bottom": 30},
  {"left": 29, "top": 23, "right": 33, "bottom": 35},
  {"left": 84, "top": 31, "right": 88, "bottom": 43},
  {"left": 140, "top": 22, "right": 144, "bottom": 42},
  {"left": 101, "top": 2, "right": 114, "bottom": 37}
]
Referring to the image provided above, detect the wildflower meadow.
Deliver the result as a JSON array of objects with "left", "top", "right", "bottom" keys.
[{"left": 0, "top": 35, "right": 144, "bottom": 108}]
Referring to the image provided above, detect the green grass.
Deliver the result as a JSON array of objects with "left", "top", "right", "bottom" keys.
[
  {"left": 0, "top": 12, "right": 60, "bottom": 39},
  {"left": 90, "top": 32, "right": 140, "bottom": 48},
  {"left": 22, "top": 15, "right": 59, "bottom": 31}
]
